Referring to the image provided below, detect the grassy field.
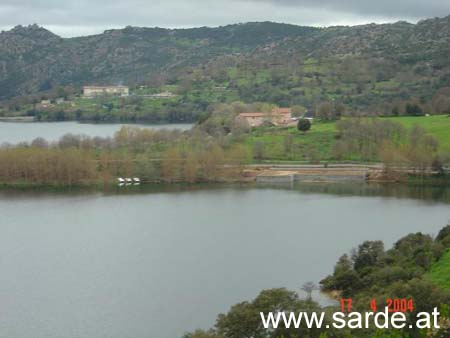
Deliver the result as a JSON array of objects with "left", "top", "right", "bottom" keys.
[
  {"left": 388, "top": 115, "right": 450, "bottom": 151},
  {"left": 241, "top": 122, "right": 337, "bottom": 162},
  {"left": 240, "top": 115, "right": 450, "bottom": 163},
  {"left": 427, "top": 250, "right": 450, "bottom": 289}
]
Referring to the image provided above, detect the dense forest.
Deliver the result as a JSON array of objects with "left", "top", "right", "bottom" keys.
[{"left": 1, "top": 15, "right": 450, "bottom": 122}]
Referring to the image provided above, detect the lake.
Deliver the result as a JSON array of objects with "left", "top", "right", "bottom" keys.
[
  {"left": 0, "top": 183, "right": 449, "bottom": 338},
  {"left": 0, "top": 121, "right": 193, "bottom": 144}
]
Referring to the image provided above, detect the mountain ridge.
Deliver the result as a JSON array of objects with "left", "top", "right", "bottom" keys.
[{"left": 0, "top": 15, "right": 449, "bottom": 106}]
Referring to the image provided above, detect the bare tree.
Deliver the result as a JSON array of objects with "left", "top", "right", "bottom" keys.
[{"left": 301, "top": 281, "right": 318, "bottom": 301}]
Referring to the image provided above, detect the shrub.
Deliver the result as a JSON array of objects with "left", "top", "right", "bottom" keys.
[{"left": 297, "top": 118, "right": 311, "bottom": 132}]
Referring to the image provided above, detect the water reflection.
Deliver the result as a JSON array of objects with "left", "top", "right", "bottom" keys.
[{"left": 2, "top": 182, "right": 448, "bottom": 204}]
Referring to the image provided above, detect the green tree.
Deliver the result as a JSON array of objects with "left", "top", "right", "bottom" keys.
[
  {"left": 297, "top": 119, "right": 311, "bottom": 133},
  {"left": 405, "top": 102, "right": 424, "bottom": 116},
  {"left": 216, "top": 288, "right": 306, "bottom": 338},
  {"left": 315, "top": 102, "right": 334, "bottom": 120},
  {"left": 352, "top": 240, "right": 384, "bottom": 273}
]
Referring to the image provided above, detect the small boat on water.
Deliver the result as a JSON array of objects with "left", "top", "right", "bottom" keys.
[{"left": 117, "top": 177, "right": 141, "bottom": 186}]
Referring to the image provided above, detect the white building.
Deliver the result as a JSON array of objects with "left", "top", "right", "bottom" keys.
[{"left": 83, "top": 85, "right": 129, "bottom": 98}]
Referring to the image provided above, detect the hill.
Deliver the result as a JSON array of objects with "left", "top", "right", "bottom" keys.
[
  {"left": 0, "top": 16, "right": 450, "bottom": 117},
  {"left": 0, "top": 22, "right": 316, "bottom": 98}
]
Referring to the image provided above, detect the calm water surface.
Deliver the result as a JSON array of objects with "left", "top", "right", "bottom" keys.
[
  {"left": 0, "top": 121, "right": 192, "bottom": 144},
  {"left": 0, "top": 183, "right": 449, "bottom": 338}
]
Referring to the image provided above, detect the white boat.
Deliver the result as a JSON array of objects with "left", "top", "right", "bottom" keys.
[
  {"left": 133, "top": 177, "right": 141, "bottom": 183},
  {"left": 117, "top": 177, "right": 125, "bottom": 183},
  {"left": 126, "top": 178, "right": 133, "bottom": 183}
]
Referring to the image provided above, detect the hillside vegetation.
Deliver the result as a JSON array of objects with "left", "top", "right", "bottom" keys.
[
  {"left": 1, "top": 16, "right": 450, "bottom": 122},
  {"left": 428, "top": 250, "right": 450, "bottom": 289},
  {"left": 427, "top": 226, "right": 450, "bottom": 289}
]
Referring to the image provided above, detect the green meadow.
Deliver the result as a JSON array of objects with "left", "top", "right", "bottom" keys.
[
  {"left": 388, "top": 115, "right": 450, "bottom": 151},
  {"left": 240, "top": 115, "right": 450, "bottom": 162}
]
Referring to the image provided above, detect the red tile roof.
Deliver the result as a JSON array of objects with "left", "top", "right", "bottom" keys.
[
  {"left": 272, "top": 107, "right": 292, "bottom": 114},
  {"left": 238, "top": 108, "right": 292, "bottom": 118}
]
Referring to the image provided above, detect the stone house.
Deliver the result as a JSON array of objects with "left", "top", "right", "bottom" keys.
[{"left": 236, "top": 107, "right": 293, "bottom": 127}]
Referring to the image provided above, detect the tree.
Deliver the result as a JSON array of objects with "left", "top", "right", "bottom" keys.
[
  {"left": 391, "top": 105, "right": 400, "bottom": 116},
  {"left": 134, "top": 153, "right": 159, "bottom": 182},
  {"left": 335, "top": 103, "right": 346, "bottom": 118},
  {"left": 291, "top": 105, "right": 307, "bottom": 117},
  {"left": 182, "top": 330, "right": 219, "bottom": 338},
  {"left": 436, "top": 224, "right": 450, "bottom": 247},
  {"left": 315, "top": 102, "right": 334, "bottom": 120},
  {"left": 352, "top": 241, "right": 384, "bottom": 273},
  {"left": 297, "top": 118, "right": 311, "bottom": 133},
  {"left": 283, "top": 134, "right": 293, "bottom": 153},
  {"left": 161, "top": 147, "right": 182, "bottom": 182},
  {"left": 225, "top": 144, "right": 249, "bottom": 178},
  {"left": 405, "top": 102, "right": 424, "bottom": 116},
  {"left": 407, "top": 125, "right": 439, "bottom": 174},
  {"left": 198, "top": 144, "right": 224, "bottom": 180},
  {"left": 216, "top": 288, "right": 303, "bottom": 338},
  {"left": 31, "top": 137, "right": 49, "bottom": 148},
  {"left": 301, "top": 281, "right": 318, "bottom": 301},
  {"left": 432, "top": 87, "right": 450, "bottom": 115},
  {"left": 184, "top": 151, "right": 199, "bottom": 183},
  {"left": 321, "top": 254, "right": 361, "bottom": 297},
  {"left": 252, "top": 141, "right": 266, "bottom": 161}
]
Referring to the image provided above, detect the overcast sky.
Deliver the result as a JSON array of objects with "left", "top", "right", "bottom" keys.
[{"left": 1, "top": 0, "right": 449, "bottom": 37}]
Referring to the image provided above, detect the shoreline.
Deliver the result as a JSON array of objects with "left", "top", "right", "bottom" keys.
[
  {"left": 0, "top": 117, "right": 195, "bottom": 125},
  {"left": 0, "top": 116, "right": 36, "bottom": 122},
  {"left": 0, "top": 118, "right": 194, "bottom": 126},
  {"left": 0, "top": 171, "right": 449, "bottom": 191}
]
